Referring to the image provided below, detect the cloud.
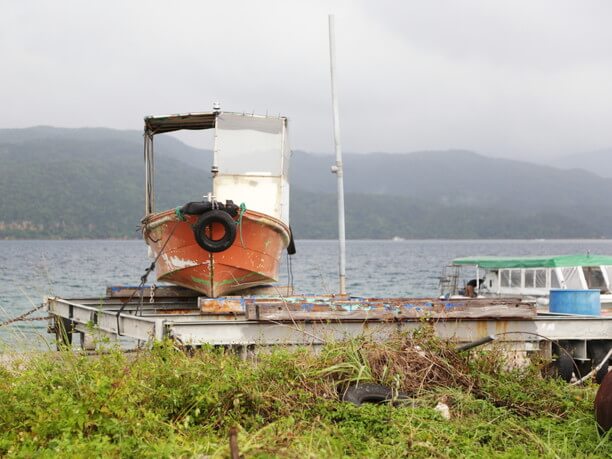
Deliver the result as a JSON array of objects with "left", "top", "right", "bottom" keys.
[{"left": 2, "top": 0, "right": 612, "bottom": 159}]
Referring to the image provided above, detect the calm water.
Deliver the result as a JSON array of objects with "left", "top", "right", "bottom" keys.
[{"left": 2, "top": 239, "right": 612, "bottom": 349}]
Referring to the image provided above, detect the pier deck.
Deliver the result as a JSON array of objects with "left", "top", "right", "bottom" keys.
[{"left": 45, "top": 286, "right": 612, "bottom": 364}]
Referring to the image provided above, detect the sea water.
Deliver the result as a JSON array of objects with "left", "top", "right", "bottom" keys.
[{"left": 2, "top": 239, "right": 612, "bottom": 349}]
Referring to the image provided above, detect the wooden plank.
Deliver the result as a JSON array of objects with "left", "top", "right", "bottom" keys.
[
  {"left": 246, "top": 303, "right": 259, "bottom": 320},
  {"left": 240, "top": 285, "right": 294, "bottom": 296},
  {"left": 107, "top": 285, "right": 199, "bottom": 298},
  {"left": 107, "top": 284, "right": 293, "bottom": 300},
  {"left": 199, "top": 298, "right": 245, "bottom": 314},
  {"left": 245, "top": 302, "right": 536, "bottom": 321}
]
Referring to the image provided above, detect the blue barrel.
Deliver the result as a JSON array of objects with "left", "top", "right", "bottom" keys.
[{"left": 549, "top": 289, "right": 601, "bottom": 316}]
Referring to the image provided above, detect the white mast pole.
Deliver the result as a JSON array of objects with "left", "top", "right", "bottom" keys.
[{"left": 328, "top": 14, "right": 347, "bottom": 295}]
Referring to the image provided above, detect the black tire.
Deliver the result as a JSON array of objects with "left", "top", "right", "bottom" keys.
[
  {"left": 341, "top": 383, "right": 408, "bottom": 406},
  {"left": 591, "top": 345, "right": 611, "bottom": 384},
  {"left": 555, "top": 351, "right": 574, "bottom": 382},
  {"left": 181, "top": 201, "right": 213, "bottom": 215},
  {"left": 193, "top": 210, "right": 236, "bottom": 253},
  {"left": 576, "top": 360, "right": 591, "bottom": 380}
]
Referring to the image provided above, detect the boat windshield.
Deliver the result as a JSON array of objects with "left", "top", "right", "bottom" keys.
[
  {"left": 215, "top": 113, "right": 286, "bottom": 177},
  {"left": 213, "top": 112, "right": 290, "bottom": 224}
]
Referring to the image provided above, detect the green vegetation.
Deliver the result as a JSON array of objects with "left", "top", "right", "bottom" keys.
[
  {"left": 3, "top": 127, "right": 612, "bottom": 239},
  {"left": 0, "top": 330, "right": 607, "bottom": 457}
]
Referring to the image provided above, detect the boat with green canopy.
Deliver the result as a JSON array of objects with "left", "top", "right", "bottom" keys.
[{"left": 439, "top": 254, "right": 612, "bottom": 307}]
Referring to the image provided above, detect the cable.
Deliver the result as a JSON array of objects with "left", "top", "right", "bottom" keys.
[{"left": 286, "top": 251, "right": 294, "bottom": 294}]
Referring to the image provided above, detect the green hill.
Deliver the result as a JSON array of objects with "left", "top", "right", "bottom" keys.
[
  {"left": 1, "top": 127, "right": 612, "bottom": 239},
  {"left": 0, "top": 133, "right": 208, "bottom": 238},
  {"left": 555, "top": 149, "right": 612, "bottom": 178}
]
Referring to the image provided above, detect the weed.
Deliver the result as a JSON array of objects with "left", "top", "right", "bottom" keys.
[{"left": 0, "top": 330, "right": 607, "bottom": 458}]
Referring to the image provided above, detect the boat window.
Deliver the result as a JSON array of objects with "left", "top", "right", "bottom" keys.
[
  {"left": 535, "top": 269, "right": 547, "bottom": 288},
  {"left": 583, "top": 266, "right": 606, "bottom": 290},
  {"left": 606, "top": 267, "right": 612, "bottom": 289},
  {"left": 551, "top": 270, "right": 560, "bottom": 288},
  {"left": 510, "top": 270, "right": 521, "bottom": 288},
  {"left": 524, "top": 270, "right": 534, "bottom": 288},
  {"left": 562, "top": 267, "right": 583, "bottom": 289},
  {"left": 500, "top": 270, "right": 510, "bottom": 287}
]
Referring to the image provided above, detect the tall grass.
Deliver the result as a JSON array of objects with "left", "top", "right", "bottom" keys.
[{"left": 0, "top": 329, "right": 607, "bottom": 458}]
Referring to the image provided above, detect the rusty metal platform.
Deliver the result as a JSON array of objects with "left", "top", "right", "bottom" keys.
[{"left": 45, "top": 285, "right": 612, "bottom": 361}]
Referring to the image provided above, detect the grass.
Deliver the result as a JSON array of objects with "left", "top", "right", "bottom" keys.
[{"left": 0, "top": 328, "right": 608, "bottom": 458}]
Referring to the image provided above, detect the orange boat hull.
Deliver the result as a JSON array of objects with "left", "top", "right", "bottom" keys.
[{"left": 142, "top": 208, "right": 290, "bottom": 297}]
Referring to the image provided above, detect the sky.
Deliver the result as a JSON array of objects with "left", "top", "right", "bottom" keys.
[{"left": 2, "top": 0, "right": 612, "bottom": 160}]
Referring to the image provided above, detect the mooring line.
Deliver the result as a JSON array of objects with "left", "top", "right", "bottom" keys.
[
  {"left": 115, "top": 220, "right": 180, "bottom": 336},
  {"left": 0, "top": 304, "right": 48, "bottom": 328}
]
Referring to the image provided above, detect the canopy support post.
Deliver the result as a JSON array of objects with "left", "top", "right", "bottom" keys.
[{"left": 144, "top": 131, "right": 155, "bottom": 216}]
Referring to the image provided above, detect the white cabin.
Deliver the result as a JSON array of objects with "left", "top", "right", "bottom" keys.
[{"left": 441, "top": 254, "right": 612, "bottom": 302}]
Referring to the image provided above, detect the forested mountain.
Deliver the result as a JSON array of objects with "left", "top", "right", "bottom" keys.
[
  {"left": 1, "top": 127, "right": 612, "bottom": 239},
  {"left": 554, "top": 149, "right": 612, "bottom": 178}
]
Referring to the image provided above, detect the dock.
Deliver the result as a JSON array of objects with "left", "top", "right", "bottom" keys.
[{"left": 45, "top": 286, "right": 612, "bottom": 377}]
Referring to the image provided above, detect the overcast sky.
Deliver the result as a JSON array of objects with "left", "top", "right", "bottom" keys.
[{"left": 2, "top": 0, "right": 612, "bottom": 159}]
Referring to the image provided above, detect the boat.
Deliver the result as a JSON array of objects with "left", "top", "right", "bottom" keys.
[
  {"left": 439, "top": 254, "right": 612, "bottom": 308},
  {"left": 140, "top": 109, "right": 294, "bottom": 297}
]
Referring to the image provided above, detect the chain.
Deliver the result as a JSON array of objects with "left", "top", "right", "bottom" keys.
[
  {"left": 0, "top": 304, "right": 48, "bottom": 327},
  {"left": 16, "top": 315, "right": 51, "bottom": 323},
  {"left": 149, "top": 283, "right": 156, "bottom": 304}
]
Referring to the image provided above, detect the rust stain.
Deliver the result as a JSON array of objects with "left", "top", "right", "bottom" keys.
[
  {"left": 476, "top": 320, "right": 489, "bottom": 338},
  {"left": 200, "top": 298, "right": 244, "bottom": 313},
  {"left": 495, "top": 320, "right": 510, "bottom": 336},
  {"left": 158, "top": 309, "right": 196, "bottom": 315},
  {"left": 144, "top": 208, "right": 289, "bottom": 297}
]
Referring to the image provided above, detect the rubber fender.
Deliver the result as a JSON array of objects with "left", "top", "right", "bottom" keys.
[
  {"left": 193, "top": 210, "right": 237, "bottom": 253},
  {"left": 340, "top": 383, "right": 409, "bottom": 406},
  {"left": 591, "top": 344, "right": 611, "bottom": 384},
  {"left": 181, "top": 201, "right": 213, "bottom": 215},
  {"left": 555, "top": 351, "right": 575, "bottom": 383},
  {"left": 287, "top": 227, "right": 296, "bottom": 255},
  {"left": 224, "top": 200, "right": 239, "bottom": 218},
  {"left": 181, "top": 200, "right": 239, "bottom": 216}
]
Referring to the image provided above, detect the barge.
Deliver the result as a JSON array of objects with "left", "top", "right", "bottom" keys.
[{"left": 45, "top": 285, "right": 612, "bottom": 382}]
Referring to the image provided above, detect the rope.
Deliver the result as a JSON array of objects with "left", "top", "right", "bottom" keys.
[
  {"left": 571, "top": 347, "right": 612, "bottom": 385},
  {"left": 115, "top": 220, "right": 181, "bottom": 336},
  {"left": 174, "top": 206, "right": 186, "bottom": 222},
  {"left": 236, "top": 202, "right": 247, "bottom": 247},
  {"left": 286, "top": 251, "right": 294, "bottom": 294}
]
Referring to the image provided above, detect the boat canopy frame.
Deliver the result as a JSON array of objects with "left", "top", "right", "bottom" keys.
[
  {"left": 143, "top": 111, "right": 290, "bottom": 220},
  {"left": 143, "top": 112, "right": 218, "bottom": 215}
]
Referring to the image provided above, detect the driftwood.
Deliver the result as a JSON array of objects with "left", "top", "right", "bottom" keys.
[{"left": 229, "top": 426, "right": 240, "bottom": 459}]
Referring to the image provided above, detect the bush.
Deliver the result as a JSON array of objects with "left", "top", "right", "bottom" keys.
[{"left": 0, "top": 331, "right": 606, "bottom": 458}]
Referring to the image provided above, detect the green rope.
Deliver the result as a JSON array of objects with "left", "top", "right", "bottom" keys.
[
  {"left": 174, "top": 206, "right": 186, "bottom": 222},
  {"left": 237, "top": 202, "right": 247, "bottom": 247}
]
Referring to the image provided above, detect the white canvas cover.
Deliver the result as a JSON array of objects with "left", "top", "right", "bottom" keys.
[{"left": 212, "top": 113, "right": 290, "bottom": 224}]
